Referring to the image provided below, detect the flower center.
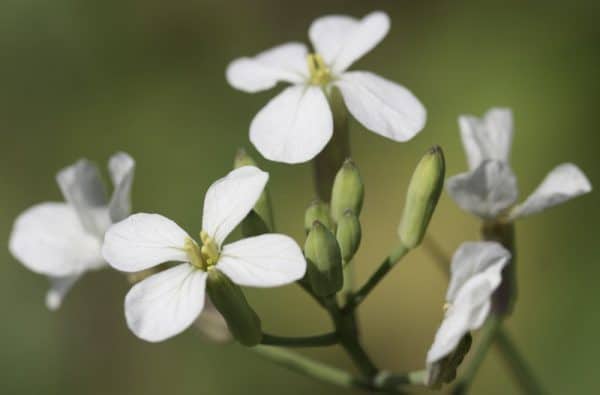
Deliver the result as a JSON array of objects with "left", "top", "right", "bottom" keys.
[
  {"left": 307, "top": 53, "right": 332, "bottom": 86},
  {"left": 184, "top": 231, "right": 220, "bottom": 271}
]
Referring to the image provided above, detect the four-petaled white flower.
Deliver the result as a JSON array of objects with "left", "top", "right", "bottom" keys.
[
  {"left": 226, "top": 11, "right": 426, "bottom": 164},
  {"left": 102, "top": 166, "right": 306, "bottom": 342},
  {"left": 9, "top": 153, "right": 135, "bottom": 310},
  {"left": 447, "top": 108, "right": 592, "bottom": 221},
  {"left": 426, "top": 242, "right": 510, "bottom": 383}
]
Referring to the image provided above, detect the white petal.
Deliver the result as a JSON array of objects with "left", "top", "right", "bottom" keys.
[
  {"left": 226, "top": 42, "right": 309, "bottom": 93},
  {"left": 217, "top": 234, "right": 306, "bottom": 287},
  {"left": 9, "top": 203, "right": 103, "bottom": 277},
  {"left": 202, "top": 166, "right": 269, "bottom": 245},
  {"left": 309, "top": 11, "right": 390, "bottom": 73},
  {"left": 426, "top": 278, "right": 493, "bottom": 364},
  {"left": 459, "top": 108, "right": 513, "bottom": 170},
  {"left": 102, "top": 213, "right": 190, "bottom": 272},
  {"left": 446, "top": 241, "right": 511, "bottom": 303},
  {"left": 250, "top": 85, "right": 333, "bottom": 164},
  {"left": 46, "top": 274, "right": 83, "bottom": 311},
  {"left": 108, "top": 152, "right": 136, "bottom": 222},
  {"left": 335, "top": 71, "right": 426, "bottom": 142},
  {"left": 446, "top": 160, "right": 519, "bottom": 219},
  {"left": 56, "top": 159, "right": 111, "bottom": 236},
  {"left": 125, "top": 263, "right": 207, "bottom": 342},
  {"left": 510, "top": 163, "right": 592, "bottom": 220},
  {"left": 427, "top": 247, "right": 507, "bottom": 364}
]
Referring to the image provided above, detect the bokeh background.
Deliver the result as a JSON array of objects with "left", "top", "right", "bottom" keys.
[{"left": 1, "top": 0, "right": 598, "bottom": 394}]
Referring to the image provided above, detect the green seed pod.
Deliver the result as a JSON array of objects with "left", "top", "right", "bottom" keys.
[
  {"left": 336, "top": 209, "right": 361, "bottom": 263},
  {"left": 304, "top": 221, "right": 343, "bottom": 297},
  {"left": 304, "top": 200, "right": 334, "bottom": 233},
  {"left": 234, "top": 148, "right": 274, "bottom": 233},
  {"left": 330, "top": 159, "right": 364, "bottom": 223},
  {"left": 206, "top": 269, "right": 262, "bottom": 347},
  {"left": 398, "top": 146, "right": 445, "bottom": 249}
]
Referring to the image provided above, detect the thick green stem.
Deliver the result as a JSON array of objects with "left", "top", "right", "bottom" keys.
[
  {"left": 261, "top": 332, "right": 338, "bottom": 348},
  {"left": 343, "top": 243, "right": 410, "bottom": 313},
  {"left": 323, "top": 298, "right": 378, "bottom": 378},
  {"left": 312, "top": 88, "right": 350, "bottom": 202},
  {"left": 251, "top": 345, "right": 373, "bottom": 390}
]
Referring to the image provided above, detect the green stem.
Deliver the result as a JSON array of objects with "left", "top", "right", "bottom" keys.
[
  {"left": 494, "top": 328, "right": 546, "bottom": 394},
  {"left": 250, "top": 345, "right": 373, "bottom": 391},
  {"left": 343, "top": 243, "right": 410, "bottom": 313},
  {"left": 261, "top": 332, "right": 338, "bottom": 348},
  {"left": 312, "top": 87, "right": 350, "bottom": 202},
  {"left": 451, "top": 316, "right": 501, "bottom": 394},
  {"left": 323, "top": 298, "right": 378, "bottom": 378}
]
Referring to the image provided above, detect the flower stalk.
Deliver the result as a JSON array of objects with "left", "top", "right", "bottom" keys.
[{"left": 312, "top": 88, "right": 350, "bottom": 202}]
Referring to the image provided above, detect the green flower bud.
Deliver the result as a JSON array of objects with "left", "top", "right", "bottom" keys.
[
  {"left": 234, "top": 148, "right": 274, "bottom": 234},
  {"left": 336, "top": 210, "right": 361, "bottom": 263},
  {"left": 304, "top": 200, "right": 334, "bottom": 233},
  {"left": 330, "top": 159, "right": 364, "bottom": 223},
  {"left": 206, "top": 269, "right": 262, "bottom": 347},
  {"left": 304, "top": 221, "right": 343, "bottom": 297},
  {"left": 427, "top": 333, "right": 472, "bottom": 389},
  {"left": 398, "top": 146, "right": 445, "bottom": 249}
]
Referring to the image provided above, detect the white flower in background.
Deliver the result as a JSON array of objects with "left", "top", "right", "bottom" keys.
[
  {"left": 226, "top": 11, "right": 426, "bottom": 164},
  {"left": 9, "top": 153, "right": 135, "bottom": 310},
  {"left": 447, "top": 108, "right": 592, "bottom": 221},
  {"left": 102, "top": 166, "right": 306, "bottom": 342},
  {"left": 426, "top": 242, "right": 510, "bottom": 380}
]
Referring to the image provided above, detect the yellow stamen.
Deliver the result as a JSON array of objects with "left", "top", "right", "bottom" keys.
[
  {"left": 307, "top": 53, "right": 332, "bottom": 86},
  {"left": 184, "top": 238, "right": 206, "bottom": 270}
]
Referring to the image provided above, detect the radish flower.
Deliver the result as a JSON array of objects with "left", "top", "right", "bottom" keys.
[
  {"left": 426, "top": 242, "right": 510, "bottom": 384},
  {"left": 102, "top": 166, "right": 306, "bottom": 342},
  {"left": 9, "top": 153, "right": 135, "bottom": 310},
  {"left": 226, "top": 11, "right": 426, "bottom": 164},
  {"left": 447, "top": 108, "right": 591, "bottom": 221}
]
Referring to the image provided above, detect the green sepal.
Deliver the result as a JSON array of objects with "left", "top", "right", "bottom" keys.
[
  {"left": 427, "top": 333, "right": 472, "bottom": 389},
  {"left": 304, "top": 221, "right": 343, "bottom": 297},
  {"left": 206, "top": 269, "right": 262, "bottom": 347}
]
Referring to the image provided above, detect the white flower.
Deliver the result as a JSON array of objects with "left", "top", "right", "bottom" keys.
[
  {"left": 101, "top": 166, "right": 306, "bottom": 342},
  {"left": 9, "top": 152, "right": 135, "bottom": 310},
  {"left": 447, "top": 108, "right": 591, "bottom": 221},
  {"left": 226, "top": 11, "right": 426, "bottom": 164},
  {"left": 426, "top": 242, "right": 510, "bottom": 375}
]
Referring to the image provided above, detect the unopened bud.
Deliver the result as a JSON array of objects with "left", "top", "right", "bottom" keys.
[
  {"left": 234, "top": 148, "right": 274, "bottom": 234},
  {"left": 304, "top": 221, "right": 343, "bottom": 297},
  {"left": 336, "top": 210, "right": 361, "bottom": 263},
  {"left": 398, "top": 146, "right": 445, "bottom": 249},
  {"left": 206, "top": 269, "right": 262, "bottom": 347},
  {"left": 304, "top": 200, "right": 333, "bottom": 233},
  {"left": 330, "top": 159, "right": 364, "bottom": 223}
]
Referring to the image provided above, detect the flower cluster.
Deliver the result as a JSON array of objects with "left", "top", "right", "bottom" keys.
[{"left": 7, "top": 9, "right": 593, "bottom": 394}]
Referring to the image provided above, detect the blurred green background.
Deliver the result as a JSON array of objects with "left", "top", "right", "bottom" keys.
[{"left": 1, "top": 0, "right": 598, "bottom": 393}]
